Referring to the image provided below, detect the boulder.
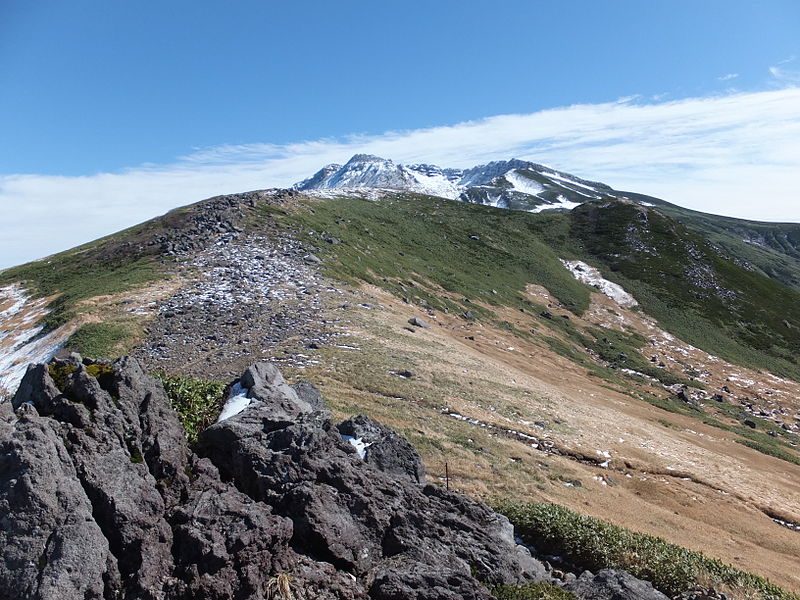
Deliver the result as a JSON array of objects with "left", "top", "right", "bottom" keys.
[
  {"left": 337, "top": 414, "right": 426, "bottom": 484},
  {"left": 566, "top": 569, "right": 669, "bottom": 600},
  {"left": 199, "top": 378, "right": 548, "bottom": 588}
]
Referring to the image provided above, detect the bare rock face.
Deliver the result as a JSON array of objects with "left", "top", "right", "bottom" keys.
[
  {"left": 198, "top": 368, "right": 549, "bottom": 597},
  {"left": 567, "top": 569, "right": 670, "bottom": 600},
  {"left": 1, "top": 355, "right": 587, "bottom": 600},
  {"left": 337, "top": 414, "right": 426, "bottom": 484}
]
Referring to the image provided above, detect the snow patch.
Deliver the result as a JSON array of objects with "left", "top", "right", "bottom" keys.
[
  {"left": 530, "top": 195, "right": 582, "bottom": 213},
  {"left": 216, "top": 381, "right": 251, "bottom": 422},
  {"left": 505, "top": 170, "right": 545, "bottom": 195},
  {"left": 0, "top": 284, "right": 71, "bottom": 397},
  {"left": 561, "top": 260, "right": 638, "bottom": 308},
  {"left": 342, "top": 435, "right": 371, "bottom": 459}
]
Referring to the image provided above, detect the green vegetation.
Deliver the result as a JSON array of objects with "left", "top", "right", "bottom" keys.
[
  {"left": 491, "top": 581, "right": 577, "bottom": 600},
  {"left": 0, "top": 206, "right": 184, "bottom": 331},
  {"left": 0, "top": 247, "right": 159, "bottom": 331},
  {"left": 569, "top": 201, "right": 800, "bottom": 382},
  {"left": 495, "top": 501, "right": 796, "bottom": 600},
  {"left": 48, "top": 363, "right": 79, "bottom": 392},
  {"left": 642, "top": 193, "right": 800, "bottom": 292},
  {"left": 155, "top": 373, "right": 226, "bottom": 443},
  {"left": 282, "top": 194, "right": 591, "bottom": 316},
  {"left": 66, "top": 323, "right": 133, "bottom": 358}
]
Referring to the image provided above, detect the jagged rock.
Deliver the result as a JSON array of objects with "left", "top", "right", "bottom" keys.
[
  {"left": 7, "top": 356, "right": 674, "bottom": 600},
  {"left": 292, "top": 381, "right": 325, "bottom": 411},
  {"left": 199, "top": 373, "right": 547, "bottom": 589},
  {"left": 169, "top": 456, "right": 295, "bottom": 599},
  {"left": 368, "top": 554, "right": 495, "bottom": 600},
  {"left": 241, "top": 362, "right": 313, "bottom": 420},
  {"left": 0, "top": 401, "right": 116, "bottom": 600},
  {"left": 337, "top": 414, "right": 426, "bottom": 484},
  {"left": 566, "top": 569, "right": 669, "bottom": 600}
]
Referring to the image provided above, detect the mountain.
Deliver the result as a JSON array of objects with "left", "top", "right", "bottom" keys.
[
  {"left": 294, "top": 154, "right": 616, "bottom": 212},
  {"left": 296, "top": 154, "right": 800, "bottom": 293},
  {"left": 2, "top": 158, "right": 800, "bottom": 597}
]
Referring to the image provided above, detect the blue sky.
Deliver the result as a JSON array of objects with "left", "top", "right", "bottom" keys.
[{"left": 1, "top": 0, "right": 799, "bottom": 267}]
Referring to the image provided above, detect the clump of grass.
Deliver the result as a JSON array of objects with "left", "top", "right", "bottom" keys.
[
  {"left": 495, "top": 501, "right": 795, "bottom": 600},
  {"left": 48, "top": 363, "right": 79, "bottom": 392},
  {"left": 155, "top": 373, "right": 226, "bottom": 443},
  {"left": 266, "top": 573, "right": 294, "bottom": 600},
  {"left": 491, "top": 582, "right": 577, "bottom": 600},
  {"left": 66, "top": 323, "right": 133, "bottom": 358}
]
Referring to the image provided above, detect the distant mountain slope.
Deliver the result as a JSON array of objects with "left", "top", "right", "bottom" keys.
[
  {"left": 294, "top": 154, "right": 615, "bottom": 212},
  {"left": 295, "top": 154, "right": 800, "bottom": 292}
]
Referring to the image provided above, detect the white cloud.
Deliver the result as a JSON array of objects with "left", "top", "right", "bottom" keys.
[
  {"left": 769, "top": 57, "right": 800, "bottom": 85},
  {"left": 718, "top": 73, "right": 739, "bottom": 81},
  {"left": 2, "top": 87, "right": 800, "bottom": 269},
  {"left": 769, "top": 66, "right": 800, "bottom": 84}
]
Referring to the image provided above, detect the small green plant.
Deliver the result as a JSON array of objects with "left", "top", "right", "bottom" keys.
[
  {"left": 494, "top": 500, "right": 795, "bottom": 600},
  {"left": 48, "top": 363, "right": 79, "bottom": 392},
  {"left": 155, "top": 373, "right": 226, "bottom": 443},
  {"left": 491, "top": 581, "right": 577, "bottom": 600}
]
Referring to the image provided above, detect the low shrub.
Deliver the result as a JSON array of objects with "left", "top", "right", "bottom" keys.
[
  {"left": 494, "top": 501, "right": 795, "bottom": 600},
  {"left": 155, "top": 373, "right": 226, "bottom": 443}
]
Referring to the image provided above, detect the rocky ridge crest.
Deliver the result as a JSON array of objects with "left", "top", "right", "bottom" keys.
[{"left": 1, "top": 355, "right": 545, "bottom": 599}]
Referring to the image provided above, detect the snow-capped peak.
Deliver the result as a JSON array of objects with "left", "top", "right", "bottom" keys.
[{"left": 293, "top": 154, "right": 627, "bottom": 213}]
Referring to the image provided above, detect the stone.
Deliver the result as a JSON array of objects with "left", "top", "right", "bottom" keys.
[
  {"left": 337, "top": 414, "right": 426, "bottom": 484},
  {"left": 292, "top": 381, "right": 325, "bottom": 411},
  {"left": 408, "top": 317, "right": 430, "bottom": 328},
  {"left": 567, "top": 569, "right": 669, "bottom": 600}
]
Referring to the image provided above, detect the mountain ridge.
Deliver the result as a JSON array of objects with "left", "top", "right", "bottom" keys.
[{"left": 2, "top": 161, "right": 800, "bottom": 594}]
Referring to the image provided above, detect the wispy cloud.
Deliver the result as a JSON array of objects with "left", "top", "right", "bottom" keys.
[
  {"left": 2, "top": 87, "right": 800, "bottom": 269},
  {"left": 718, "top": 73, "right": 739, "bottom": 81},
  {"left": 769, "top": 56, "right": 800, "bottom": 84}
]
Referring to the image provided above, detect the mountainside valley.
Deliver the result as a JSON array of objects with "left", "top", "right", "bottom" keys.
[{"left": 2, "top": 155, "right": 800, "bottom": 600}]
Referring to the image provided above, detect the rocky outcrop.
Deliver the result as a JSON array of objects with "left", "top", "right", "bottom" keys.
[
  {"left": 337, "top": 414, "right": 426, "bottom": 484},
  {"left": 566, "top": 569, "right": 670, "bottom": 600},
  {"left": 0, "top": 356, "right": 548, "bottom": 600}
]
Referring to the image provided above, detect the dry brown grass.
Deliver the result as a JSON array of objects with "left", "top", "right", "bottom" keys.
[{"left": 288, "top": 283, "right": 800, "bottom": 593}]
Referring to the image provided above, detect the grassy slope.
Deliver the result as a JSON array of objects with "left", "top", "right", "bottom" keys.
[
  {"left": 271, "top": 193, "right": 800, "bottom": 466},
  {"left": 569, "top": 201, "right": 800, "bottom": 382},
  {"left": 0, "top": 211, "right": 184, "bottom": 330},
  {"left": 621, "top": 192, "right": 800, "bottom": 292},
  {"left": 274, "top": 193, "right": 800, "bottom": 383},
  {"left": 283, "top": 193, "right": 592, "bottom": 315}
]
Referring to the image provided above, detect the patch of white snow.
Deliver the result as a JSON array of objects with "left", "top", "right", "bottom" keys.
[
  {"left": 0, "top": 284, "right": 72, "bottom": 397},
  {"left": 505, "top": 170, "right": 545, "bottom": 195},
  {"left": 561, "top": 260, "right": 638, "bottom": 308},
  {"left": 529, "top": 195, "right": 582, "bottom": 213},
  {"left": 342, "top": 435, "right": 371, "bottom": 459},
  {"left": 216, "top": 382, "right": 251, "bottom": 422}
]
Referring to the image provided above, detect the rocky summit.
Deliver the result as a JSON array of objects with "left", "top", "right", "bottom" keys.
[{"left": 0, "top": 354, "right": 679, "bottom": 600}]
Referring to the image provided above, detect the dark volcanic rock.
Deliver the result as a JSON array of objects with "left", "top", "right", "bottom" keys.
[
  {"left": 199, "top": 387, "right": 548, "bottom": 590},
  {"left": 292, "top": 380, "right": 325, "bottom": 411},
  {"left": 2, "top": 355, "right": 669, "bottom": 600},
  {"left": 567, "top": 569, "right": 670, "bottom": 600},
  {"left": 0, "top": 402, "right": 114, "bottom": 600},
  {"left": 337, "top": 414, "right": 426, "bottom": 484}
]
